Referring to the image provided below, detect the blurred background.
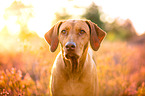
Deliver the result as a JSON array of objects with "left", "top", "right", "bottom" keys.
[{"left": 0, "top": 0, "right": 145, "bottom": 95}]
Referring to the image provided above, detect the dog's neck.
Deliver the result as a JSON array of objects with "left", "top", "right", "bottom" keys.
[{"left": 62, "top": 46, "right": 88, "bottom": 79}]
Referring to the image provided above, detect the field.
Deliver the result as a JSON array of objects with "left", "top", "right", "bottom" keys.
[{"left": 0, "top": 35, "right": 145, "bottom": 96}]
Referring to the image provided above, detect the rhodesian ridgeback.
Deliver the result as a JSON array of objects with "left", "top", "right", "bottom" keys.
[{"left": 45, "top": 19, "right": 106, "bottom": 96}]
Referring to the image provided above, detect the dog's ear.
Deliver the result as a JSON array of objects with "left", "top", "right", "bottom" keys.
[
  {"left": 45, "top": 21, "right": 63, "bottom": 52},
  {"left": 86, "top": 20, "right": 106, "bottom": 51}
]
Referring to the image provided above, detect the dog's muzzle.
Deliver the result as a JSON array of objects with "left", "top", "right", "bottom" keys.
[{"left": 64, "top": 42, "right": 79, "bottom": 59}]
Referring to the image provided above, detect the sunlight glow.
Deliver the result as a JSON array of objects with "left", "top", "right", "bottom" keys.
[
  {"left": 94, "top": 0, "right": 145, "bottom": 35},
  {"left": 0, "top": 0, "right": 15, "bottom": 31},
  {"left": 27, "top": 0, "right": 57, "bottom": 37},
  {"left": 28, "top": 17, "right": 52, "bottom": 37},
  {"left": 6, "top": 16, "right": 20, "bottom": 35},
  {"left": 0, "top": 0, "right": 145, "bottom": 37},
  {"left": 0, "top": 16, "right": 5, "bottom": 31}
]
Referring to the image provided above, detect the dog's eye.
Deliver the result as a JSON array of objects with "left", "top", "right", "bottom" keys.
[
  {"left": 79, "top": 30, "right": 86, "bottom": 35},
  {"left": 61, "top": 30, "right": 67, "bottom": 35}
]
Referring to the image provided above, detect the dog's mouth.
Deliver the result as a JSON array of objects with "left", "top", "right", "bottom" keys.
[
  {"left": 64, "top": 52, "right": 79, "bottom": 73},
  {"left": 65, "top": 52, "right": 79, "bottom": 60}
]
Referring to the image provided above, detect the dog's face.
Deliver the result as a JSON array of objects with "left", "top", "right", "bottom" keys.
[
  {"left": 59, "top": 20, "right": 90, "bottom": 59},
  {"left": 45, "top": 19, "right": 106, "bottom": 59}
]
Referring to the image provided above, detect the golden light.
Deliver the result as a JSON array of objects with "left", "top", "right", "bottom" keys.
[
  {"left": 0, "top": 0, "right": 145, "bottom": 37},
  {"left": 94, "top": 0, "right": 145, "bottom": 35},
  {"left": 27, "top": 17, "right": 53, "bottom": 38},
  {"left": 6, "top": 16, "right": 20, "bottom": 35},
  {"left": 0, "top": 0, "right": 57, "bottom": 37},
  {"left": 0, "top": 17, "right": 5, "bottom": 31},
  {"left": 26, "top": 0, "right": 60, "bottom": 37},
  {"left": 0, "top": 0, "right": 15, "bottom": 31}
]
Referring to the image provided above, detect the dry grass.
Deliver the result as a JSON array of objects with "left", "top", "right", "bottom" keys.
[{"left": 0, "top": 37, "right": 145, "bottom": 95}]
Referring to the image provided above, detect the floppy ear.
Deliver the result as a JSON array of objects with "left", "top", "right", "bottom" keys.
[
  {"left": 86, "top": 20, "right": 106, "bottom": 51},
  {"left": 45, "top": 21, "right": 63, "bottom": 52}
]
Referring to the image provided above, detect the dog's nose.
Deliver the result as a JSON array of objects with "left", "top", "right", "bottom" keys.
[{"left": 65, "top": 42, "right": 76, "bottom": 50}]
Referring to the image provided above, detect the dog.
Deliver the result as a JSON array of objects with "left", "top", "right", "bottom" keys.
[{"left": 45, "top": 19, "right": 106, "bottom": 96}]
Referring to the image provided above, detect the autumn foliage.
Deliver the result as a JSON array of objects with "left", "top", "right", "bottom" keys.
[{"left": 0, "top": 34, "right": 145, "bottom": 96}]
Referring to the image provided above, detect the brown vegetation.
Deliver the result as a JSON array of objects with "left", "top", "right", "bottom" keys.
[{"left": 0, "top": 34, "right": 145, "bottom": 95}]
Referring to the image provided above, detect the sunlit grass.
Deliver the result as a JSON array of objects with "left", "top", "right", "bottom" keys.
[
  {"left": 0, "top": 37, "right": 145, "bottom": 95},
  {"left": 95, "top": 42, "right": 145, "bottom": 96}
]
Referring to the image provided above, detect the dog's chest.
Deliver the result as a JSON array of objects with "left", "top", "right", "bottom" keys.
[{"left": 62, "top": 79, "right": 87, "bottom": 95}]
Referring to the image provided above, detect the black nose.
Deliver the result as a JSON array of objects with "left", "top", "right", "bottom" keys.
[{"left": 65, "top": 42, "right": 76, "bottom": 50}]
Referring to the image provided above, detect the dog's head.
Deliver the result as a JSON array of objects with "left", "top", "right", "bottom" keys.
[{"left": 45, "top": 20, "right": 106, "bottom": 60}]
